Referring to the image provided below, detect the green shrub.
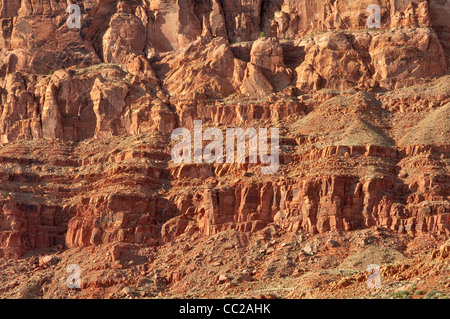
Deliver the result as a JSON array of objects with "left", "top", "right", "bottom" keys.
[
  {"left": 424, "top": 289, "right": 438, "bottom": 299},
  {"left": 387, "top": 290, "right": 412, "bottom": 299},
  {"left": 423, "top": 289, "right": 448, "bottom": 299}
]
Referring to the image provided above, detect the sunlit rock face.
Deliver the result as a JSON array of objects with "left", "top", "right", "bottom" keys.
[{"left": 0, "top": 0, "right": 447, "bottom": 261}]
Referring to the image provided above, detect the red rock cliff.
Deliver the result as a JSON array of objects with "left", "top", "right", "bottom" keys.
[{"left": 0, "top": 0, "right": 448, "bottom": 258}]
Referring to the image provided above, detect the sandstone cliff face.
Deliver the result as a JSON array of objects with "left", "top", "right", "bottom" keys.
[{"left": 0, "top": 0, "right": 448, "bottom": 258}]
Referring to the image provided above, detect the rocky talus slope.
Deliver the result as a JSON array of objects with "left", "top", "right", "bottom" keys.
[{"left": 0, "top": 0, "right": 448, "bottom": 299}]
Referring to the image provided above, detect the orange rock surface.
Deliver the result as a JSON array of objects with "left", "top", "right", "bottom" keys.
[{"left": 0, "top": 0, "right": 448, "bottom": 299}]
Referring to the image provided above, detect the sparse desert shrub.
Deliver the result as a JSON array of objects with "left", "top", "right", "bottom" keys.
[
  {"left": 424, "top": 289, "right": 441, "bottom": 299},
  {"left": 387, "top": 290, "right": 412, "bottom": 299}
]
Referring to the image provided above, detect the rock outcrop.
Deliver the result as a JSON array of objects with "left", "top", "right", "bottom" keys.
[{"left": 0, "top": 0, "right": 448, "bottom": 259}]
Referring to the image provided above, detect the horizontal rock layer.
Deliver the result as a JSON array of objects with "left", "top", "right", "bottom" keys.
[{"left": 0, "top": 0, "right": 448, "bottom": 258}]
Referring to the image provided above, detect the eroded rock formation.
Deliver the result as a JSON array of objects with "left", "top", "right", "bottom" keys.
[{"left": 0, "top": 0, "right": 448, "bottom": 259}]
